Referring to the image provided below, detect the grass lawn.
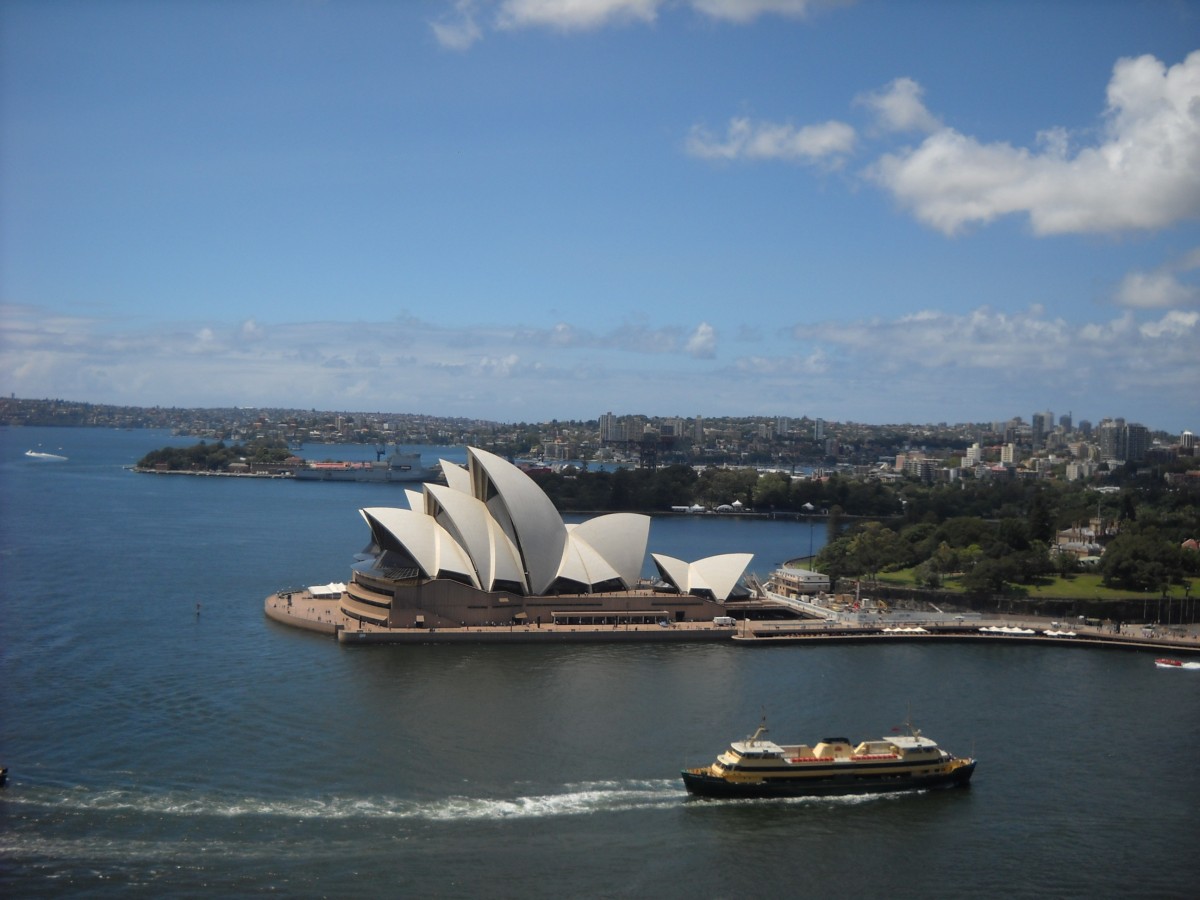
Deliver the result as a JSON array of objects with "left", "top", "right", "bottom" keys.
[{"left": 875, "top": 568, "right": 1193, "bottom": 600}]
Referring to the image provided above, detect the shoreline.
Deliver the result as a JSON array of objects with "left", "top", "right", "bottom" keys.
[{"left": 264, "top": 591, "right": 1200, "bottom": 653}]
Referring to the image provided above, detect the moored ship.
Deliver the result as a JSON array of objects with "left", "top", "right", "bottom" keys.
[
  {"left": 293, "top": 447, "right": 440, "bottom": 483},
  {"left": 682, "top": 720, "right": 976, "bottom": 798}
]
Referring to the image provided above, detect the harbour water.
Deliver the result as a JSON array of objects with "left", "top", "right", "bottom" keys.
[{"left": 2, "top": 427, "right": 1197, "bottom": 897}]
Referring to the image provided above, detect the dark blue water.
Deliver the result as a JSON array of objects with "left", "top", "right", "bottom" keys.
[{"left": 2, "top": 428, "right": 1197, "bottom": 897}]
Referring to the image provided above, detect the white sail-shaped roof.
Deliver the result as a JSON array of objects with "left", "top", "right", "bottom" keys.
[
  {"left": 354, "top": 448, "right": 700, "bottom": 599},
  {"left": 469, "top": 447, "right": 567, "bottom": 595},
  {"left": 424, "top": 483, "right": 526, "bottom": 592},
  {"left": 568, "top": 514, "right": 649, "bottom": 589},
  {"left": 440, "top": 458, "right": 472, "bottom": 495},
  {"left": 360, "top": 507, "right": 480, "bottom": 588},
  {"left": 557, "top": 532, "right": 622, "bottom": 588},
  {"left": 651, "top": 554, "right": 693, "bottom": 594},
  {"left": 691, "top": 553, "right": 754, "bottom": 601},
  {"left": 651, "top": 552, "right": 753, "bottom": 602}
]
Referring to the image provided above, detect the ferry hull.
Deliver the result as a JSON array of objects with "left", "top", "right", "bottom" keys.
[{"left": 681, "top": 759, "right": 976, "bottom": 799}]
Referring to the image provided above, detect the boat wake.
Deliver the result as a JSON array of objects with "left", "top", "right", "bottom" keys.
[
  {"left": 3, "top": 779, "right": 684, "bottom": 823},
  {"left": 24, "top": 449, "right": 68, "bottom": 462},
  {"left": 684, "top": 790, "right": 917, "bottom": 808}
]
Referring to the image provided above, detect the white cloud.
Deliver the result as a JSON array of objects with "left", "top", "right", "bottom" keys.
[
  {"left": 496, "top": 0, "right": 661, "bottom": 31},
  {"left": 1139, "top": 310, "right": 1199, "bottom": 339},
  {"left": 474, "top": 353, "right": 521, "bottom": 376},
  {"left": 855, "top": 77, "right": 940, "bottom": 134},
  {"left": 2, "top": 304, "right": 1194, "bottom": 429},
  {"left": 690, "top": 0, "right": 844, "bottom": 23},
  {"left": 684, "top": 321, "right": 717, "bottom": 358},
  {"left": 432, "top": 1, "right": 484, "bottom": 50},
  {"left": 1115, "top": 271, "right": 1199, "bottom": 309},
  {"left": 686, "top": 117, "right": 855, "bottom": 166},
  {"left": 1114, "top": 245, "right": 1200, "bottom": 309},
  {"left": 868, "top": 51, "right": 1200, "bottom": 236},
  {"left": 437, "top": 0, "right": 848, "bottom": 43},
  {"left": 790, "top": 306, "right": 1199, "bottom": 387}
]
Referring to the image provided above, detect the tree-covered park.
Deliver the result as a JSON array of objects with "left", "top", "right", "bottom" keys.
[{"left": 137, "top": 439, "right": 294, "bottom": 472}]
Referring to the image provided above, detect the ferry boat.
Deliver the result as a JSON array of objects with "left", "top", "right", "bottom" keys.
[{"left": 681, "top": 720, "right": 976, "bottom": 799}]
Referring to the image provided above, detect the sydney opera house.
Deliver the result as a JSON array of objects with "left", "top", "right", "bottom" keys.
[{"left": 324, "top": 447, "right": 754, "bottom": 631}]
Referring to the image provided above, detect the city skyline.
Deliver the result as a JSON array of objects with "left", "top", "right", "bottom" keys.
[
  {"left": 2, "top": 2, "right": 1198, "bottom": 433},
  {"left": 4, "top": 394, "right": 1189, "bottom": 445}
]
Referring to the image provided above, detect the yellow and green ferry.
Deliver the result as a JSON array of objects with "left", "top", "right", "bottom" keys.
[{"left": 682, "top": 720, "right": 976, "bottom": 799}]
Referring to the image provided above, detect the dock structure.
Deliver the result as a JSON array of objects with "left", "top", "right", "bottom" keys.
[
  {"left": 264, "top": 591, "right": 1200, "bottom": 653},
  {"left": 263, "top": 592, "right": 736, "bottom": 643},
  {"left": 731, "top": 619, "right": 1200, "bottom": 654}
]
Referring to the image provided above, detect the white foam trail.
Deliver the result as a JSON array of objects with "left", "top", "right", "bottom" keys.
[{"left": 4, "top": 779, "right": 685, "bottom": 823}]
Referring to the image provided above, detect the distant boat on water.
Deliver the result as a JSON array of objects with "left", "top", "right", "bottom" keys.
[
  {"left": 293, "top": 446, "right": 439, "bottom": 484},
  {"left": 25, "top": 449, "right": 68, "bottom": 461}
]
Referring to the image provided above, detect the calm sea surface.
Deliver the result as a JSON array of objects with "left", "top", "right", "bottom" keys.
[{"left": 2, "top": 427, "right": 1197, "bottom": 897}]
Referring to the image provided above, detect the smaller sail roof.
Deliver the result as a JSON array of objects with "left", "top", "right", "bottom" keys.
[{"left": 651, "top": 552, "right": 753, "bottom": 601}]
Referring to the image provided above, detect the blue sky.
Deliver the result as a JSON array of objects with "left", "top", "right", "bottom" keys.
[{"left": 2, "top": 1, "right": 1198, "bottom": 433}]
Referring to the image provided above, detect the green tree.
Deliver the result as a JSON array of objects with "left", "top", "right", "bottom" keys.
[
  {"left": 1100, "top": 530, "right": 1185, "bottom": 591},
  {"left": 847, "top": 522, "right": 904, "bottom": 582}
]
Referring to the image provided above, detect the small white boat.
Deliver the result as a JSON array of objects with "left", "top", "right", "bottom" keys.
[{"left": 25, "top": 449, "right": 68, "bottom": 461}]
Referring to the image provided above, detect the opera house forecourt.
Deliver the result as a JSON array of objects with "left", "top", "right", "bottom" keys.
[{"left": 265, "top": 447, "right": 754, "bottom": 643}]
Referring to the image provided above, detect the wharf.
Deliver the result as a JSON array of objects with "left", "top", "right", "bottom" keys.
[
  {"left": 263, "top": 593, "right": 735, "bottom": 644},
  {"left": 732, "top": 619, "right": 1200, "bottom": 654},
  {"left": 264, "top": 592, "right": 1200, "bottom": 653}
]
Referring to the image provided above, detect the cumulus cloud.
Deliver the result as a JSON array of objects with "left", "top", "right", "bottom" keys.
[
  {"left": 2, "top": 303, "right": 1194, "bottom": 428},
  {"left": 688, "top": 51, "right": 1200, "bottom": 238},
  {"left": 689, "top": 0, "right": 844, "bottom": 22},
  {"left": 496, "top": 0, "right": 660, "bottom": 31},
  {"left": 1139, "top": 309, "right": 1199, "bottom": 339},
  {"left": 792, "top": 306, "right": 1200, "bottom": 393},
  {"left": 868, "top": 51, "right": 1200, "bottom": 236},
  {"left": 431, "top": 1, "right": 484, "bottom": 50},
  {"left": 1113, "top": 246, "right": 1200, "bottom": 309},
  {"left": 514, "top": 317, "right": 717, "bottom": 354},
  {"left": 433, "top": 0, "right": 846, "bottom": 45},
  {"left": 855, "top": 77, "right": 940, "bottom": 134},
  {"left": 474, "top": 353, "right": 522, "bottom": 376},
  {"left": 684, "top": 321, "right": 717, "bottom": 358},
  {"left": 686, "top": 117, "right": 855, "bottom": 166}
]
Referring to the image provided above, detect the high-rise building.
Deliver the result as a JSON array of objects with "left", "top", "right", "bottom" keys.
[
  {"left": 1031, "top": 413, "right": 1046, "bottom": 449},
  {"left": 599, "top": 412, "right": 625, "bottom": 443},
  {"left": 1125, "top": 423, "right": 1150, "bottom": 462},
  {"left": 1097, "top": 420, "right": 1123, "bottom": 460}
]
